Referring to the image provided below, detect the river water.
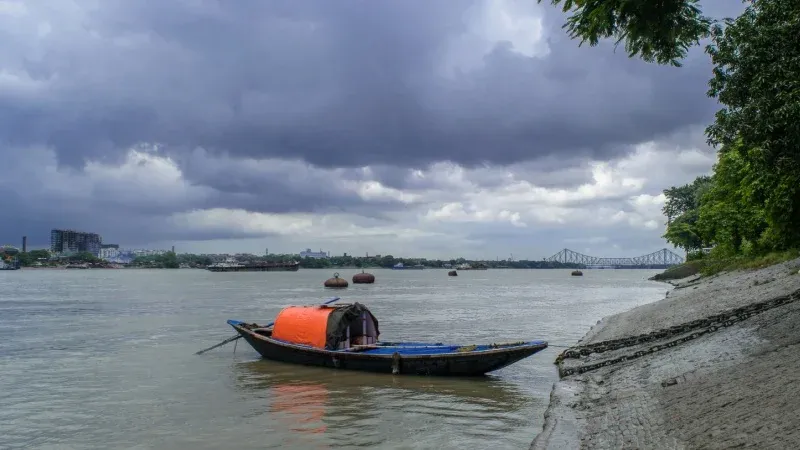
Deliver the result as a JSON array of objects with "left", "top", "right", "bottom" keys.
[{"left": 0, "top": 268, "right": 666, "bottom": 449}]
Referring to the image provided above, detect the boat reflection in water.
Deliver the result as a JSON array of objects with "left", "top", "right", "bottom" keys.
[
  {"left": 231, "top": 358, "right": 534, "bottom": 449},
  {"left": 271, "top": 384, "right": 329, "bottom": 435}
]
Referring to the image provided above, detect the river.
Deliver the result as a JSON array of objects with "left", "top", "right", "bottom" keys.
[{"left": 0, "top": 268, "right": 666, "bottom": 449}]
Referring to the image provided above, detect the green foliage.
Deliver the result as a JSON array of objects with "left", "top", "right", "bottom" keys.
[
  {"left": 705, "top": 0, "right": 800, "bottom": 250},
  {"left": 662, "top": 211, "right": 703, "bottom": 252},
  {"left": 662, "top": 176, "right": 711, "bottom": 223},
  {"left": 131, "top": 251, "right": 179, "bottom": 268},
  {"left": 661, "top": 176, "right": 712, "bottom": 252},
  {"left": 16, "top": 249, "right": 52, "bottom": 266},
  {"left": 695, "top": 142, "right": 769, "bottom": 254},
  {"left": 130, "top": 252, "right": 581, "bottom": 270},
  {"left": 698, "top": 250, "right": 800, "bottom": 276},
  {"left": 540, "top": 0, "right": 712, "bottom": 66},
  {"left": 657, "top": 0, "right": 800, "bottom": 263}
]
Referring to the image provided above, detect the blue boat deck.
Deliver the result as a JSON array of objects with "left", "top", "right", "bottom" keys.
[{"left": 356, "top": 342, "right": 546, "bottom": 355}]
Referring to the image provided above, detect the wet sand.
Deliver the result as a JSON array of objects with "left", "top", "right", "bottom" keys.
[{"left": 532, "top": 258, "right": 800, "bottom": 449}]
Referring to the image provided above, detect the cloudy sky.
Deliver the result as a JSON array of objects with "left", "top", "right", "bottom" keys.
[{"left": 0, "top": 0, "right": 744, "bottom": 260}]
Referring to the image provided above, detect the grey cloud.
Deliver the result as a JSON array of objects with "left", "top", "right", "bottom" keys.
[
  {"left": 1, "top": 0, "right": 728, "bottom": 171},
  {"left": 0, "top": 149, "right": 404, "bottom": 247},
  {"left": 0, "top": 0, "right": 735, "bottom": 254},
  {"left": 176, "top": 150, "right": 410, "bottom": 216}
]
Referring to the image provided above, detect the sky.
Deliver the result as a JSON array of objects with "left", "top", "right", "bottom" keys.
[{"left": 0, "top": 0, "right": 746, "bottom": 260}]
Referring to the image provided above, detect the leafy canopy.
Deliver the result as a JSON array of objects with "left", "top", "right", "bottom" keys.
[
  {"left": 695, "top": 141, "right": 768, "bottom": 255},
  {"left": 661, "top": 176, "right": 712, "bottom": 252},
  {"left": 705, "top": 0, "right": 800, "bottom": 249},
  {"left": 539, "top": 0, "right": 713, "bottom": 66},
  {"left": 662, "top": 175, "right": 712, "bottom": 224},
  {"left": 548, "top": 0, "right": 800, "bottom": 254}
]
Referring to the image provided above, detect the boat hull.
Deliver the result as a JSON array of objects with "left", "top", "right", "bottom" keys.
[
  {"left": 207, "top": 263, "right": 300, "bottom": 272},
  {"left": 228, "top": 321, "right": 547, "bottom": 376}
]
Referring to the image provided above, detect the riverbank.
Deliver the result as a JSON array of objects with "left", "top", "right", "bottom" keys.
[{"left": 532, "top": 257, "right": 800, "bottom": 449}]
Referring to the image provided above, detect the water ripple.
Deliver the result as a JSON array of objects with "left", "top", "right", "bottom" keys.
[{"left": 0, "top": 268, "right": 666, "bottom": 449}]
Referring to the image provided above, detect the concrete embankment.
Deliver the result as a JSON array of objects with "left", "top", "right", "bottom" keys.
[{"left": 532, "top": 258, "right": 800, "bottom": 449}]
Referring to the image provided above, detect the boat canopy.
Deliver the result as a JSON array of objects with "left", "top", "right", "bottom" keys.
[{"left": 271, "top": 303, "right": 380, "bottom": 349}]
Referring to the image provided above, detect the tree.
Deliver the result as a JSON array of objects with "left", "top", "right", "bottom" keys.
[
  {"left": 663, "top": 210, "right": 704, "bottom": 252},
  {"left": 161, "top": 251, "right": 179, "bottom": 269},
  {"left": 696, "top": 141, "right": 769, "bottom": 255},
  {"left": 16, "top": 249, "right": 52, "bottom": 266},
  {"left": 662, "top": 175, "right": 712, "bottom": 224},
  {"left": 539, "top": 0, "right": 713, "bottom": 66},
  {"left": 704, "top": 0, "right": 800, "bottom": 249},
  {"left": 72, "top": 252, "right": 101, "bottom": 263}
]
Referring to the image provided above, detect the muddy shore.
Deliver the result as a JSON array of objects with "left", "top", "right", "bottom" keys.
[{"left": 532, "top": 258, "right": 800, "bottom": 449}]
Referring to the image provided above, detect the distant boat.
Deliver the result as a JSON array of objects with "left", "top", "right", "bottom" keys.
[
  {"left": 456, "top": 263, "right": 488, "bottom": 271},
  {"left": 392, "top": 263, "right": 424, "bottom": 270},
  {"left": 225, "top": 299, "right": 548, "bottom": 376},
  {"left": 207, "top": 258, "right": 300, "bottom": 272}
]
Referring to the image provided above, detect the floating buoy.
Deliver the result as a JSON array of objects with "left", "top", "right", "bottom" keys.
[
  {"left": 324, "top": 272, "right": 349, "bottom": 288},
  {"left": 571, "top": 270, "right": 583, "bottom": 276},
  {"left": 352, "top": 270, "right": 375, "bottom": 284},
  {"left": 448, "top": 270, "right": 458, "bottom": 276}
]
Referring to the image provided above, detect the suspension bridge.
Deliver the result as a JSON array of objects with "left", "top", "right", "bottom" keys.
[{"left": 545, "top": 248, "right": 685, "bottom": 269}]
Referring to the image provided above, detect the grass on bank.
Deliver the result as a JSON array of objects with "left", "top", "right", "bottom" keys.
[{"left": 651, "top": 250, "right": 800, "bottom": 281}]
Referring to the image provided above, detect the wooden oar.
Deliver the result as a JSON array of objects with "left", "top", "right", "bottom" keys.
[
  {"left": 194, "top": 296, "right": 342, "bottom": 355},
  {"left": 195, "top": 334, "right": 241, "bottom": 355}
]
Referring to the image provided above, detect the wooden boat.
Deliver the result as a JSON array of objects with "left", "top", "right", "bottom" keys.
[{"left": 227, "top": 300, "right": 548, "bottom": 376}]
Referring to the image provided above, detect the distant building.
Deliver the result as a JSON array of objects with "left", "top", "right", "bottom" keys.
[
  {"left": 50, "top": 229, "right": 102, "bottom": 256},
  {"left": 299, "top": 248, "right": 330, "bottom": 259},
  {"left": 99, "top": 247, "right": 120, "bottom": 260}
]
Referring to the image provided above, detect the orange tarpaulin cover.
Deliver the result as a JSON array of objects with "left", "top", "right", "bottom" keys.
[{"left": 272, "top": 306, "right": 334, "bottom": 349}]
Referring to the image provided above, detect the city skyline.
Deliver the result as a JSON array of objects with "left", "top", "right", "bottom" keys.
[
  {"left": 12, "top": 228, "right": 679, "bottom": 263},
  {"left": 0, "top": 1, "right": 746, "bottom": 260}
]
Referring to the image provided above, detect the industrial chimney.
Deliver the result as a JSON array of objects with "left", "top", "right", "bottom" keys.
[{"left": 22, "top": 236, "right": 27, "bottom": 253}]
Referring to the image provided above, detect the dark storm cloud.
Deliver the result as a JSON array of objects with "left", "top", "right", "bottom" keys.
[
  {"left": 175, "top": 150, "right": 410, "bottom": 215},
  {"left": 1, "top": 0, "right": 728, "bottom": 170},
  {"left": 0, "top": 148, "right": 412, "bottom": 246}
]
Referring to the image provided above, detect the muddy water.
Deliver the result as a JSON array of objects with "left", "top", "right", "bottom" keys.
[{"left": 0, "top": 268, "right": 665, "bottom": 449}]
